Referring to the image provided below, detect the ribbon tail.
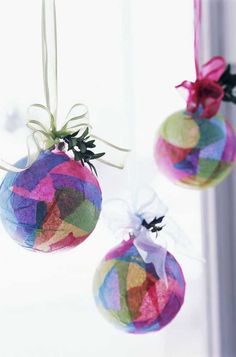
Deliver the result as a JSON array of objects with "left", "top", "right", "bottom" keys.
[
  {"left": 151, "top": 247, "right": 168, "bottom": 287},
  {"left": 163, "top": 217, "right": 205, "bottom": 262},
  {"left": 175, "top": 81, "right": 199, "bottom": 112},
  {"left": 0, "top": 134, "right": 41, "bottom": 173},
  {"left": 134, "top": 229, "right": 169, "bottom": 287},
  {"left": 91, "top": 134, "right": 130, "bottom": 169}
]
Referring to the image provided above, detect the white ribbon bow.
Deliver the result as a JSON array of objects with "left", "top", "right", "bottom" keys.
[{"left": 103, "top": 188, "right": 202, "bottom": 285}]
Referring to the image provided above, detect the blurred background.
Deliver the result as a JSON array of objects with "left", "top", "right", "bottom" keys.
[{"left": 0, "top": 0, "right": 233, "bottom": 356}]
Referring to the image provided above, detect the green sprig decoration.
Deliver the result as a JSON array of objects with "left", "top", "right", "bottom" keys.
[
  {"left": 62, "top": 128, "right": 105, "bottom": 176},
  {"left": 218, "top": 64, "right": 236, "bottom": 104}
]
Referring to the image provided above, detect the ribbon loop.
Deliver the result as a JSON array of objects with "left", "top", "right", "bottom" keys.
[
  {"left": 27, "top": 104, "right": 53, "bottom": 132},
  {"left": 199, "top": 56, "right": 226, "bottom": 81},
  {"left": 61, "top": 103, "right": 91, "bottom": 135}
]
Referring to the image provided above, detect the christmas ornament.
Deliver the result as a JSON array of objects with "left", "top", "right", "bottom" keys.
[
  {"left": 94, "top": 190, "right": 188, "bottom": 334},
  {"left": 154, "top": 0, "right": 236, "bottom": 189},
  {"left": 155, "top": 110, "right": 236, "bottom": 188},
  {"left": 0, "top": 150, "right": 102, "bottom": 252},
  {"left": 0, "top": 0, "right": 129, "bottom": 252}
]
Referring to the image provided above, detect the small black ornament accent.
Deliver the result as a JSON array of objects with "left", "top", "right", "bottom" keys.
[
  {"left": 63, "top": 128, "right": 105, "bottom": 175},
  {"left": 142, "top": 216, "right": 165, "bottom": 234},
  {"left": 218, "top": 64, "right": 236, "bottom": 104}
]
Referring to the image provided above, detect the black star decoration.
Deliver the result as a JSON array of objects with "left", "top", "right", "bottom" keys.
[{"left": 141, "top": 215, "right": 165, "bottom": 234}]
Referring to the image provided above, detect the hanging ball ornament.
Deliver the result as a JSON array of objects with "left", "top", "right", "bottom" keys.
[
  {"left": 154, "top": 55, "right": 236, "bottom": 189},
  {"left": 0, "top": 0, "right": 129, "bottom": 252},
  {"left": 93, "top": 238, "right": 185, "bottom": 334},
  {"left": 154, "top": 109, "right": 236, "bottom": 189},
  {"left": 0, "top": 150, "right": 102, "bottom": 252}
]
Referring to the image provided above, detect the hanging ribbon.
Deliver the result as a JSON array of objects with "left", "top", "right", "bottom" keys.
[
  {"left": 102, "top": 188, "right": 202, "bottom": 286},
  {"left": 176, "top": 0, "right": 226, "bottom": 119},
  {"left": 0, "top": 0, "right": 129, "bottom": 173},
  {"left": 194, "top": 0, "right": 201, "bottom": 78}
]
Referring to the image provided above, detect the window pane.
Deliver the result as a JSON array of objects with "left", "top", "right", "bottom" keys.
[{"left": 0, "top": 1, "right": 207, "bottom": 356}]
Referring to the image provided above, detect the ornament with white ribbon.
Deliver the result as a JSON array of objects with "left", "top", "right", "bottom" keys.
[{"left": 103, "top": 188, "right": 202, "bottom": 286}]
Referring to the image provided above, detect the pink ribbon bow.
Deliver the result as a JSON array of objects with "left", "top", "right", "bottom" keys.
[{"left": 176, "top": 56, "right": 226, "bottom": 119}]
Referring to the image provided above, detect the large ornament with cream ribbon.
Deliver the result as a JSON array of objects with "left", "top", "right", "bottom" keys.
[{"left": 0, "top": 0, "right": 129, "bottom": 252}]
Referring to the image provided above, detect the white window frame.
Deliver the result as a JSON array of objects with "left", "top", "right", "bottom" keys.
[{"left": 202, "top": 1, "right": 236, "bottom": 356}]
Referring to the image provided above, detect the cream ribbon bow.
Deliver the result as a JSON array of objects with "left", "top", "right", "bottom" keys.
[{"left": 0, "top": 0, "right": 129, "bottom": 173}]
